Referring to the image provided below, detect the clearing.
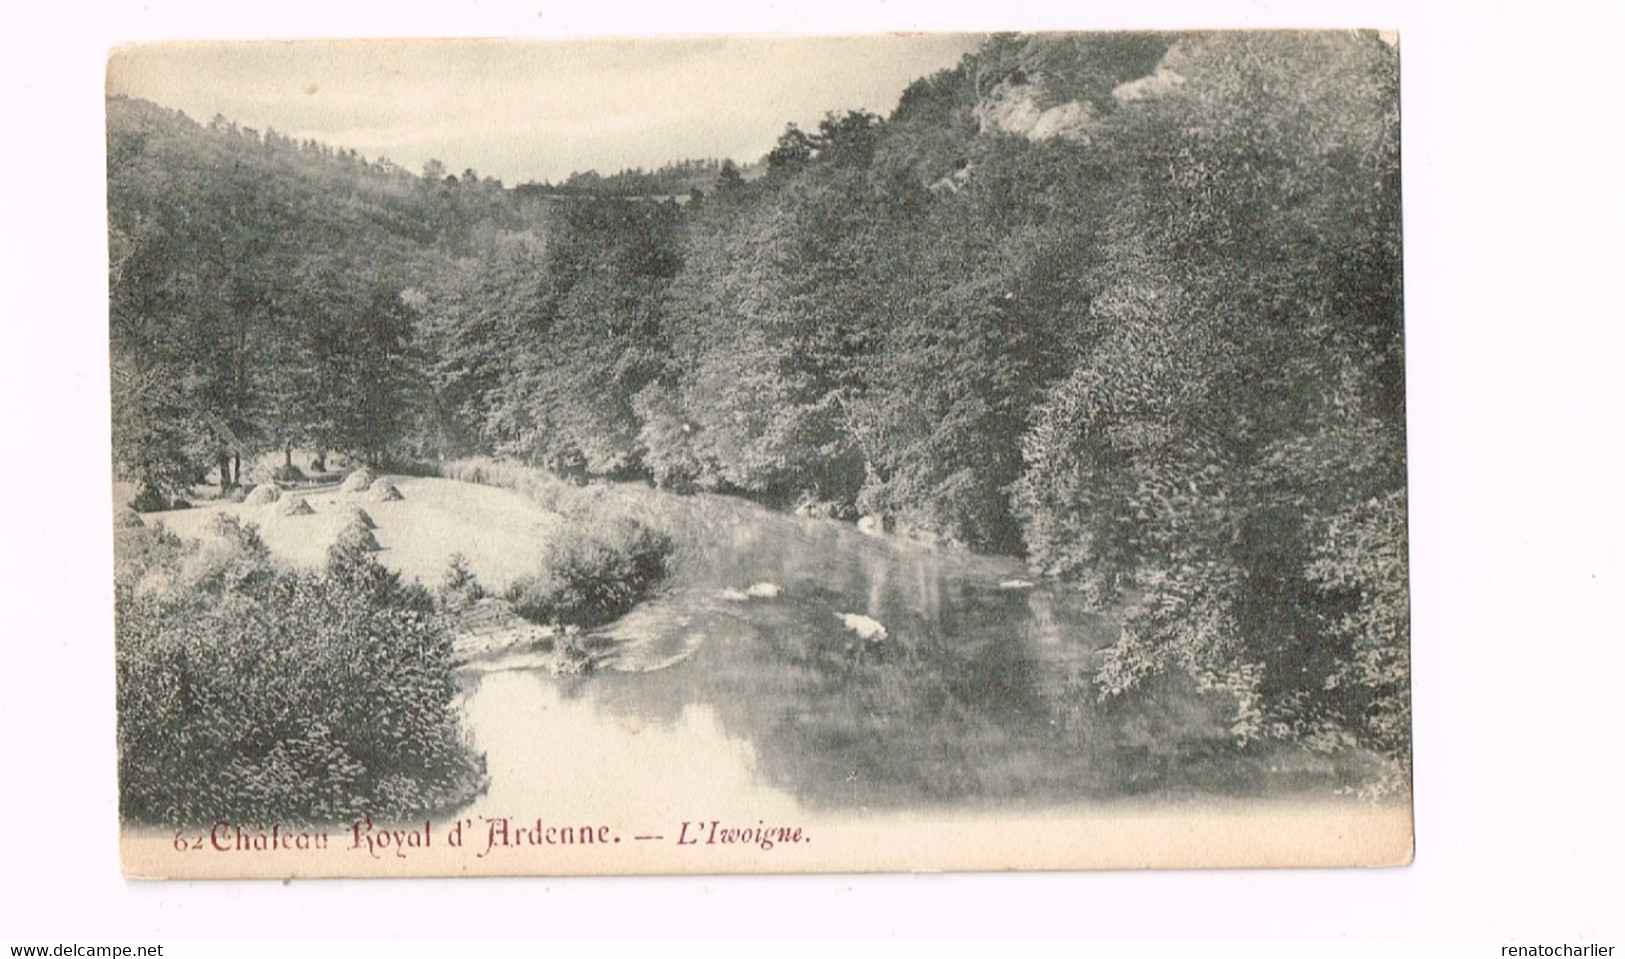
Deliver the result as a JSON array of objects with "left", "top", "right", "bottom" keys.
[{"left": 140, "top": 475, "right": 563, "bottom": 595}]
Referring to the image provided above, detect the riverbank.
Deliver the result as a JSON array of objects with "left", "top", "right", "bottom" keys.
[
  {"left": 123, "top": 458, "right": 1398, "bottom": 817},
  {"left": 417, "top": 458, "right": 1394, "bottom": 807}
]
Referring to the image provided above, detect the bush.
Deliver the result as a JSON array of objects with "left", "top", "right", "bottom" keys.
[
  {"left": 129, "top": 484, "right": 175, "bottom": 513},
  {"left": 436, "top": 552, "right": 486, "bottom": 610},
  {"left": 506, "top": 519, "right": 672, "bottom": 628},
  {"left": 116, "top": 532, "right": 485, "bottom": 827},
  {"left": 420, "top": 457, "right": 683, "bottom": 627},
  {"left": 113, "top": 522, "right": 186, "bottom": 601},
  {"left": 272, "top": 463, "right": 307, "bottom": 483}
]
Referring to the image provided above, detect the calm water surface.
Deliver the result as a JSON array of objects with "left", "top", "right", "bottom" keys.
[{"left": 454, "top": 491, "right": 1352, "bottom": 818}]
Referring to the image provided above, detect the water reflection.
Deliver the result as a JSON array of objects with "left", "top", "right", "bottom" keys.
[
  {"left": 457, "top": 669, "right": 800, "bottom": 822},
  {"left": 456, "top": 490, "right": 1356, "bottom": 814}
]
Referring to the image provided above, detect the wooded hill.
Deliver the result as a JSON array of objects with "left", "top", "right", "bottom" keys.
[{"left": 108, "top": 31, "right": 1407, "bottom": 774}]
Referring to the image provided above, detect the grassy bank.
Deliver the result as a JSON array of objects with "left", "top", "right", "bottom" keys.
[{"left": 413, "top": 458, "right": 678, "bottom": 630}]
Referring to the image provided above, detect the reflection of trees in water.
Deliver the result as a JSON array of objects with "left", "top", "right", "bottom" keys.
[
  {"left": 601, "top": 596, "right": 1115, "bottom": 806},
  {"left": 570, "top": 496, "right": 1112, "bottom": 806},
  {"left": 546, "top": 493, "right": 1367, "bottom": 809}
]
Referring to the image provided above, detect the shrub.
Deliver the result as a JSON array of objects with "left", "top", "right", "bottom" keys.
[
  {"left": 421, "top": 457, "right": 683, "bottom": 627},
  {"left": 181, "top": 514, "right": 278, "bottom": 598},
  {"left": 436, "top": 552, "right": 486, "bottom": 610},
  {"left": 506, "top": 519, "right": 672, "bottom": 628},
  {"left": 113, "top": 522, "right": 186, "bottom": 601},
  {"left": 272, "top": 464, "right": 307, "bottom": 483},
  {"left": 129, "top": 484, "right": 175, "bottom": 512},
  {"left": 116, "top": 532, "right": 484, "bottom": 827}
]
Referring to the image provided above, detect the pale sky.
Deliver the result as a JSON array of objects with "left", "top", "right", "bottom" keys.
[{"left": 106, "top": 36, "right": 985, "bottom": 184}]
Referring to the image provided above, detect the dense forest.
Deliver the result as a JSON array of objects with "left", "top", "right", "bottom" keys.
[{"left": 110, "top": 31, "right": 1408, "bottom": 786}]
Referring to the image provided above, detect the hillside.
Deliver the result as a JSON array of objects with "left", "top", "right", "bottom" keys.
[{"left": 108, "top": 31, "right": 1408, "bottom": 776}]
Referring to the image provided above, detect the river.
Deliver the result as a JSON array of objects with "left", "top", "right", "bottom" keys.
[{"left": 451, "top": 488, "right": 1367, "bottom": 821}]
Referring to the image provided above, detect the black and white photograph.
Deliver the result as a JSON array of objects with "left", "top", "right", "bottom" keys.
[
  {"left": 5, "top": 0, "right": 1625, "bottom": 945},
  {"left": 104, "top": 30, "right": 1413, "bottom": 877}
]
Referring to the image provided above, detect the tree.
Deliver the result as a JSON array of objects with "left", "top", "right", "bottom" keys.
[
  {"left": 435, "top": 199, "right": 681, "bottom": 479},
  {"left": 1011, "top": 32, "right": 1406, "bottom": 772},
  {"left": 765, "top": 123, "right": 815, "bottom": 174},
  {"left": 812, "top": 110, "right": 881, "bottom": 168},
  {"left": 655, "top": 145, "right": 885, "bottom": 503},
  {"left": 715, "top": 158, "right": 745, "bottom": 194},
  {"left": 282, "top": 263, "right": 420, "bottom": 466}
]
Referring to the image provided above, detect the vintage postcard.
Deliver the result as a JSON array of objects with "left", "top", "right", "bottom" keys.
[{"left": 107, "top": 31, "right": 1411, "bottom": 878}]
